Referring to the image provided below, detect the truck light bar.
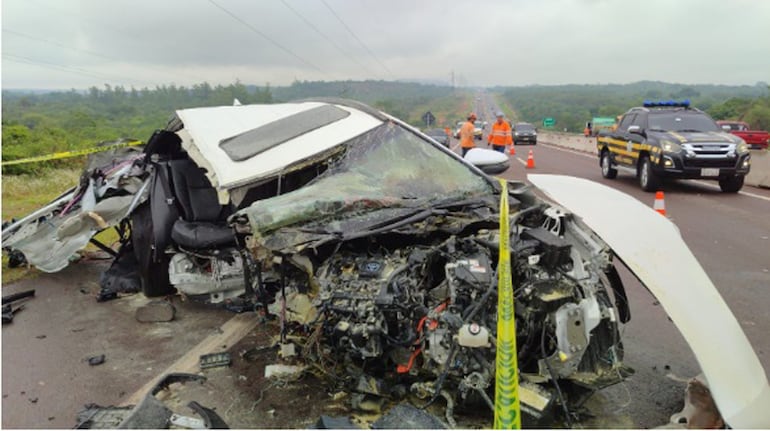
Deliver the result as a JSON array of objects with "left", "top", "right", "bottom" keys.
[{"left": 643, "top": 99, "right": 691, "bottom": 108}]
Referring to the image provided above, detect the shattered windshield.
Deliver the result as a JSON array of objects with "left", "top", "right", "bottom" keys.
[{"left": 237, "top": 122, "right": 493, "bottom": 235}]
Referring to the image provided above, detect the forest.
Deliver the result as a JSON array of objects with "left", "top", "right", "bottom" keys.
[{"left": 496, "top": 81, "right": 770, "bottom": 132}]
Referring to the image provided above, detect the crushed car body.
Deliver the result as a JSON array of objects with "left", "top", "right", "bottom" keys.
[
  {"left": 3, "top": 99, "right": 768, "bottom": 427},
  {"left": 2, "top": 140, "right": 147, "bottom": 273}
]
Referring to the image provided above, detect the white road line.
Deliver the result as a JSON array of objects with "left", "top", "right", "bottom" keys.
[
  {"left": 691, "top": 180, "right": 770, "bottom": 202},
  {"left": 539, "top": 142, "right": 596, "bottom": 159},
  {"left": 540, "top": 142, "right": 770, "bottom": 203},
  {"left": 513, "top": 156, "right": 526, "bottom": 166}
]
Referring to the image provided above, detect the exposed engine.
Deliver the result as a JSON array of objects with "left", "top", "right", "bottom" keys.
[
  {"left": 168, "top": 249, "right": 245, "bottom": 303},
  {"left": 261, "top": 207, "right": 629, "bottom": 425}
]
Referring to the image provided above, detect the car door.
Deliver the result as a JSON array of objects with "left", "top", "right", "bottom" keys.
[
  {"left": 625, "top": 112, "right": 647, "bottom": 166},
  {"left": 612, "top": 113, "right": 636, "bottom": 167}
]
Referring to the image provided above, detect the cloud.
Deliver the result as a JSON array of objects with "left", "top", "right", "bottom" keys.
[{"left": 2, "top": 0, "right": 768, "bottom": 88}]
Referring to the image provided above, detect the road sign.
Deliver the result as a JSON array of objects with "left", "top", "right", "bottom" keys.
[
  {"left": 422, "top": 111, "right": 436, "bottom": 127},
  {"left": 543, "top": 117, "right": 555, "bottom": 127}
]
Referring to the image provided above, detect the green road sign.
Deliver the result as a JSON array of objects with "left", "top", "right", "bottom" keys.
[{"left": 543, "top": 117, "right": 555, "bottom": 127}]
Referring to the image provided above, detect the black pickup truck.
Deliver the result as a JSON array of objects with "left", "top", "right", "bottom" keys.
[{"left": 596, "top": 101, "right": 751, "bottom": 193}]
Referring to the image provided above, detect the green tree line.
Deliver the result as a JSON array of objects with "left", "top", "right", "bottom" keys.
[
  {"left": 2, "top": 81, "right": 272, "bottom": 174},
  {"left": 2, "top": 80, "right": 465, "bottom": 174},
  {"left": 495, "top": 81, "right": 769, "bottom": 132}
]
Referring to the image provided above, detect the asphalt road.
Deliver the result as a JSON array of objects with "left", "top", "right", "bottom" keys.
[{"left": 468, "top": 92, "right": 770, "bottom": 426}]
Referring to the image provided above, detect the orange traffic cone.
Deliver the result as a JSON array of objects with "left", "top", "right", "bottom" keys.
[
  {"left": 526, "top": 150, "right": 535, "bottom": 169},
  {"left": 509, "top": 145, "right": 516, "bottom": 155},
  {"left": 653, "top": 191, "right": 666, "bottom": 216}
]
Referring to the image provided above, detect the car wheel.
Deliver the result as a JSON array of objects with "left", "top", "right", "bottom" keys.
[
  {"left": 638, "top": 156, "right": 659, "bottom": 192},
  {"left": 130, "top": 202, "right": 176, "bottom": 297},
  {"left": 718, "top": 175, "right": 744, "bottom": 193},
  {"left": 601, "top": 150, "right": 618, "bottom": 179}
]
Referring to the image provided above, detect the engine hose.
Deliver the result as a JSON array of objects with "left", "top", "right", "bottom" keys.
[
  {"left": 540, "top": 322, "right": 574, "bottom": 428},
  {"left": 463, "top": 268, "right": 499, "bottom": 323},
  {"left": 419, "top": 343, "right": 458, "bottom": 410},
  {"left": 509, "top": 203, "right": 547, "bottom": 233}
]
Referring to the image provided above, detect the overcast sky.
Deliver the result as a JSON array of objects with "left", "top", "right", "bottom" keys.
[{"left": 2, "top": 0, "right": 768, "bottom": 89}]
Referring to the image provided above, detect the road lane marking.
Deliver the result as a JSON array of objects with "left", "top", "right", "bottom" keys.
[
  {"left": 691, "top": 180, "right": 770, "bottom": 202},
  {"left": 540, "top": 143, "right": 770, "bottom": 203},
  {"left": 540, "top": 142, "right": 596, "bottom": 159}
]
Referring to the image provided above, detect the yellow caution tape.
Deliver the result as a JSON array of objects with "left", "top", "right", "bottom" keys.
[
  {"left": 494, "top": 178, "right": 521, "bottom": 429},
  {"left": 1, "top": 140, "right": 143, "bottom": 167}
]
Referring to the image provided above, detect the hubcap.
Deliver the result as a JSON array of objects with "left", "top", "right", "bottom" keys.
[
  {"left": 602, "top": 155, "right": 609, "bottom": 174},
  {"left": 641, "top": 162, "right": 649, "bottom": 186}
]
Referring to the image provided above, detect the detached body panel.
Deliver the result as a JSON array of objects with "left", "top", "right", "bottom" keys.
[{"left": 528, "top": 174, "right": 770, "bottom": 428}]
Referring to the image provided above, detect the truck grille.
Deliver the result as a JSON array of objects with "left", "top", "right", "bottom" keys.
[
  {"left": 688, "top": 143, "right": 731, "bottom": 156},
  {"left": 683, "top": 159, "right": 736, "bottom": 168},
  {"left": 682, "top": 143, "right": 736, "bottom": 168}
]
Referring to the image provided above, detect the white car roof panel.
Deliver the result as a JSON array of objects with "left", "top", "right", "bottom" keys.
[{"left": 175, "top": 102, "right": 383, "bottom": 189}]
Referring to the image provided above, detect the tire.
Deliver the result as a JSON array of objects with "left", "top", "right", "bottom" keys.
[
  {"left": 532, "top": 140, "right": 537, "bottom": 146},
  {"left": 130, "top": 203, "right": 175, "bottom": 297},
  {"left": 638, "top": 156, "right": 660, "bottom": 192},
  {"left": 601, "top": 150, "right": 618, "bottom": 179},
  {"left": 718, "top": 175, "right": 744, "bottom": 193}
]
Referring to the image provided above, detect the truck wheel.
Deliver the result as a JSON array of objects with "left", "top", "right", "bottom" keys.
[
  {"left": 718, "top": 175, "right": 744, "bottom": 193},
  {"left": 601, "top": 150, "right": 618, "bottom": 179},
  {"left": 639, "top": 156, "right": 659, "bottom": 192},
  {"left": 130, "top": 203, "right": 176, "bottom": 297}
]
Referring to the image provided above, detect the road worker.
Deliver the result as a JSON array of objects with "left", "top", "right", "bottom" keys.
[
  {"left": 487, "top": 111, "right": 512, "bottom": 153},
  {"left": 459, "top": 113, "right": 477, "bottom": 156}
]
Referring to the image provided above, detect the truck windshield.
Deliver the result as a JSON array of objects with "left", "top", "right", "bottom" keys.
[
  {"left": 516, "top": 124, "right": 534, "bottom": 131},
  {"left": 648, "top": 112, "right": 720, "bottom": 132}
]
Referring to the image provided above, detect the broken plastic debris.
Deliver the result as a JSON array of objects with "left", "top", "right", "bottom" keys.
[
  {"left": 279, "top": 342, "right": 296, "bottom": 358},
  {"left": 199, "top": 352, "right": 232, "bottom": 370},
  {"left": 264, "top": 364, "right": 305, "bottom": 379},
  {"left": 87, "top": 354, "right": 106, "bottom": 366}
]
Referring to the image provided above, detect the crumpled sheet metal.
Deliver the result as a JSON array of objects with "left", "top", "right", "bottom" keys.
[{"left": 3, "top": 150, "right": 147, "bottom": 273}]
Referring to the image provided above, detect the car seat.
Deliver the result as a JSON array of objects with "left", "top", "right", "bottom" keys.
[{"left": 167, "top": 159, "right": 234, "bottom": 249}]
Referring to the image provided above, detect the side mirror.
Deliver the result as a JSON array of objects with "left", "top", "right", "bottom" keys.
[
  {"left": 463, "top": 148, "right": 510, "bottom": 174},
  {"left": 721, "top": 124, "right": 732, "bottom": 132},
  {"left": 627, "top": 125, "right": 644, "bottom": 136}
]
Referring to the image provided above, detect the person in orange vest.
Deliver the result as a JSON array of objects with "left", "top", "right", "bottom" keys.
[
  {"left": 459, "top": 113, "right": 477, "bottom": 156},
  {"left": 487, "top": 111, "right": 512, "bottom": 153},
  {"left": 444, "top": 126, "right": 452, "bottom": 142}
]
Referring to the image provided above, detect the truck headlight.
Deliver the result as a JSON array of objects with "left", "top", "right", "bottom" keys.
[
  {"left": 661, "top": 140, "right": 681, "bottom": 153},
  {"left": 736, "top": 139, "right": 749, "bottom": 154}
]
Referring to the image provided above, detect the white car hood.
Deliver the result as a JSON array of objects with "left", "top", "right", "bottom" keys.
[
  {"left": 175, "top": 102, "right": 383, "bottom": 191},
  {"left": 528, "top": 174, "right": 770, "bottom": 428}
]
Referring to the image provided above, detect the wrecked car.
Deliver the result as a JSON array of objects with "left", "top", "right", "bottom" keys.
[{"left": 3, "top": 99, "right": 769, "bottom": 428}]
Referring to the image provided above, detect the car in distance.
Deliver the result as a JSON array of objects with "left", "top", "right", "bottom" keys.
[
  {"left": 716, "top": 120, "right": 769, "bottom": 150},
  {"left": 513, "top": 122, "right": 537, "bottom": 145},
  {"left": 597, "top": 101, "right": 751, "bottom": 193},
  {"left": 453, "top": 120, "right": 484, "bottom": 140},
  {"left": 424, "top": 128, "right": 450, "bottom": 147}
]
